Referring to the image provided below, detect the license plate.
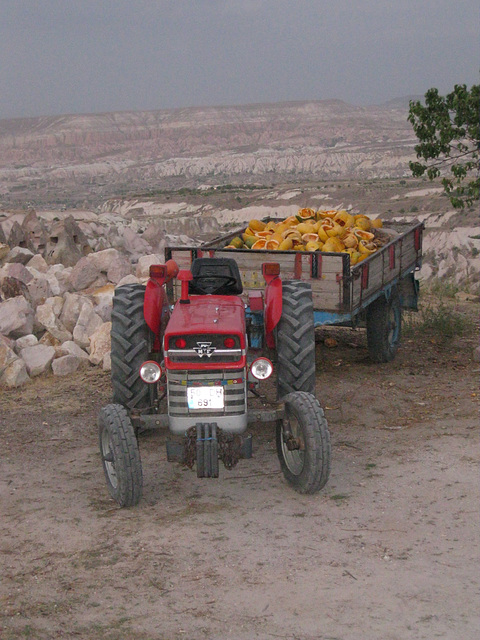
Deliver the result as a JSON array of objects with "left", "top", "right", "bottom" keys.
[{"left": 187, "top": 386, "right": 224, "bottom": 410}]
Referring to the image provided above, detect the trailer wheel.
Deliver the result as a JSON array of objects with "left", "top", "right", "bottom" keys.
[
  {"left": 99, "top": 404, "right": 143, "bottom": 507},
  {"left": 111, "top": 284, "right": 156, "bottom": 410},
  {"left": 276, "top": 391, "right": 331, "bottom": 494},
  {"left": 276, "top": 280, "right": 316, "bottom": 399},
  {"left": 366, "top": 288, "right": 402, "bottom": 362}
]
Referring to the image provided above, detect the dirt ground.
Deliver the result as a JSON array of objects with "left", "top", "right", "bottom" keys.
[{"left": 1, "top": 301, "right": 479, "bottom": 640}]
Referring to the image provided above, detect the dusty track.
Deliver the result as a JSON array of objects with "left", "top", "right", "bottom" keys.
[{"left": 1, "top": 305, "right": 479, "bottom": 640}]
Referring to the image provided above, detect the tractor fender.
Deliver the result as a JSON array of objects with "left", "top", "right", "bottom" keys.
[
  {"left": 144, "top": 279, "right": 170, "bottom": 340},
  {"left": 264, "top": 277, "right": 282, "bottom": 348}
]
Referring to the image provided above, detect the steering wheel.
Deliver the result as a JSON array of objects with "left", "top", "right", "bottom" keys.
[{"left": 192, "top": 274, "right": 238, "bottom": 295}]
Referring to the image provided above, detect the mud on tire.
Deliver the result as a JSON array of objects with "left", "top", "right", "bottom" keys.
[
  {"left": 111, "top": 284, "right": 155, "bottom": 410},
  {"left": 276, "top": 280, "right": 316, "bottom": 399}
]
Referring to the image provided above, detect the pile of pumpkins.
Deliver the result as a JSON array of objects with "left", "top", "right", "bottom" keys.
[{"left": 224, "top": 208, "right": 387, "bottom": 265}]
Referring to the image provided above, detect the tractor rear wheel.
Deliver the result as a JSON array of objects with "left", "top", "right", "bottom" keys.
[
  {"left": 276, "top": 280, "right": 316, "bottom": 399},
  {"left": 99, "top": 404, "right": 143, "bottom": 507},
  {"left": 276, "top": 391, "right": 331, "bottom": 494},
  {"left": 111, "top": 284, "right": 156, "bottom": 410}
]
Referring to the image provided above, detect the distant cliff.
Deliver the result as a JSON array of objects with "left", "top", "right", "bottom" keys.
[{"left": 0, "top": 100, "right": 416, "bottom": 206}]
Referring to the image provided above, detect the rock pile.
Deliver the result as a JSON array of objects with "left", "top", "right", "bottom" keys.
[{"left": 0, "top": 243, "right": 163, "bottom": 388}]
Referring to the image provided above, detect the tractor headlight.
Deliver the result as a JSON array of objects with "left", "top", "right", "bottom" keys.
[
  {"left": 250, "top": 357, "right": 273, "bottom": 380},
  {"left": 140, "top": 361, "right": 162, "bottom": 383}
]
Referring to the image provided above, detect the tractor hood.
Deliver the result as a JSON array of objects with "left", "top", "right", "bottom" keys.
[{"left": 165, "top": 295, "right": 246, "bottom": 343}]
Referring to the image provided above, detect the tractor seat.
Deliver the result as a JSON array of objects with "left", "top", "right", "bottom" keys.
[{"left": 189, "top": 258, "right": 243, "bottom": 296}]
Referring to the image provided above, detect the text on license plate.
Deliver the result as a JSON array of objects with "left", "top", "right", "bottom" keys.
[{"left": 187, "top": 386, "right": 224, "bottom": 409}]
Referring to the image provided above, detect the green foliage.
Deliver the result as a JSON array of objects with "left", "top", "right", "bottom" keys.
[{"left": 408, "top": 84, "right": 479, "bottom": 208}]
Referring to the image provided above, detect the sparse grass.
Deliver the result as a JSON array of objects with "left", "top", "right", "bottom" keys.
[
  {"left": 404, "top": 300, "right": 475, "bottom": 340},
  {"left": 330, "top": 493, "right": 349, "bottom": 502}
]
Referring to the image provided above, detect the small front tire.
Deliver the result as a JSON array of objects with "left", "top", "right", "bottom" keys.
[
  {"left": 276, "top": 391, "right": 331, "bottom": 494},
  {"left": 99, "top": 404, "right": 143, "bottom": 507}
]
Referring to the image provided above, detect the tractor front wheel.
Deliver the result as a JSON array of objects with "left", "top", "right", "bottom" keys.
[
  {"left": 276, "top": 391, "right": 331, "bottom": 494},
  {"left": 99, "top": 404, "right": 143, "bottom": 507}
]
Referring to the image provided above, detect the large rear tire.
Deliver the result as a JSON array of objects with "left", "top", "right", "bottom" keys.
[
  {"left": 99, "top": 404, "right": 143, "bottom": 507},
  {"left": 276, "top": 391, "right": 331, "bottom": 494},
  {"left": 111, "top": 284, "right": 156, "bottom": 410},
  {"left": 366, "top": 288, "right": 402, "bottom": 363},
  {"left": 276, "top": 280, "right": 316, "bottom": 399}
]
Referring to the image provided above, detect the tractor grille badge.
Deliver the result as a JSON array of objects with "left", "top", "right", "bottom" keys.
[{"left": 193, "top": 342, "right": 216, "bottom": 358}]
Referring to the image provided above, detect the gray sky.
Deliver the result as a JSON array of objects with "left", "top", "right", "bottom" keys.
[{"left": 0, "top": 0, "right": 478, "bottom": 119}]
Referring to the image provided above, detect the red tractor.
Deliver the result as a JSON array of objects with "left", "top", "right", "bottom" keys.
[{"left": 99, "top": 257, "right": 331, "bottom": 506}]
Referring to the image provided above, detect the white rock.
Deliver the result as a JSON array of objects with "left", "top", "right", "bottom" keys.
[
  {"left": 26, "top": 254, "right": 49, "bottom": 273},
  {"left": 57, "top": 340, "right": 89, "bottom": 359},
  {"left": 0, "top": 296, "right": 34, "bottom": 338},
  {"left": 52, "top": 355, "right": 81, "bottom": 376},
  {"left": 59, "top": 293, "right": 91, "bottom": 332},
  {"left": 89, "top": 322, "right": 111, "bottom": 365},
  {"left": 15, "top": 334, "right": 38, "bottom": 351},
  {"left": 19, "top": 344, "right": 55, "bottom": 376},
  {"left": 73, "top": 304, "right": 103, "bottom": 349},
  {"left": 117, "top": 274, "right": 140, "bottom": 287},
  {"left": 35, "top": 298, "right": 72, "bottom": 343},
  {"left": 135, "top": 254, "right": 163, "bottom": 279},
  {"left": 0, "top": 358, "right": 29, "bottom": 387}
]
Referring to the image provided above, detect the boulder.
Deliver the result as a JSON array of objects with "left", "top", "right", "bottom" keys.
[
  {"left": 88, "top": 321, "right": 111, "bottom": 366},
  {"left": 26, "top": 254, "right": 49, "bottom": 273},
  {"left": 52, "top": 355, "right": 81, "bottom": 377},
  {"left": 69, "top": 256, "right": 101, "bottom": 291},
  {"left": 0, "top": 277, "right": 31, "bottom": 301},
  {"left": 39, "top": 332, "right": 62, "bottom": 348},
  {"left": 19, "top": 344, "right": 55, "bottom": 377},
  {"left": 25, "top": 271, "right": 52, "bottom": 307},
  {"left": 21, "top": 210, "right": 48, "bottom": 254},
  {"left": 117, "top": 274, "right": 140, "bottom": 287},
  {"left": 6, "top": 247, "right": 34, "bottom": 265},
  {"left": 136, "top": 254, "right": 163, "bottom": 279},
  {"left": 35, "top": 297, "right": 72, "bottom": 343},
  {"left": 0, "top": 296, "right": 34, "bottom": 338},
  {"left": 0, "top": 358, "right": 29, "bottom": 387},
  {"left": 8, "top": 221, "right": 27, "bottom": 250},
  {"left": 48, "top": 264, "right": 72, "bottom": 295},
  {"left": 122, "top": 227, "right": 153, "bottom": 259},
  {"left": 59, "top": 293, "right": 91, "bottom": 333},
  {"left": 73, "top": 304, "right": 103, "bottom": 349},
  {"left": 45, "top": 216, "right": 92, "bottom": 267},
  {"left": 91, "top": 284, "right": 115, "bottom": 322},
  {"left": 15, "top": 334, "right": 38, "bottom": 351},
  {"left": 1, "top": 262, "right": 33, "bottom": 285},
  {"left": 56, "top": 340, "right": 89, "bottom": 360}
]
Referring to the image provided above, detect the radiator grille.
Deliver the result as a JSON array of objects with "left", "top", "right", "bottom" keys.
[{"left": 167, "top": 369, "right": 246, "bottom": 418}]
